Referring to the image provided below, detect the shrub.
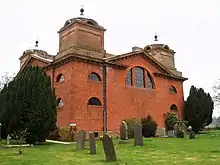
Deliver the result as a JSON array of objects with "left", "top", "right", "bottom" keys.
[
  {"left": 165, "top": 112, "right": 180, "bottom": 131},
  {"left": 141, "top": 115, "right": 158, "bottom": 138},
  {"left": 124, "top": 118, "right": 141, "bottom": 139},
  {"left": 58, "top": 127, "right": 76, "bottom": 141}
]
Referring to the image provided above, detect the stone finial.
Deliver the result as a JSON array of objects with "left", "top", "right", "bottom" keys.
[{"left": 80, "top": 5, "right": 84, "bottom": 16}]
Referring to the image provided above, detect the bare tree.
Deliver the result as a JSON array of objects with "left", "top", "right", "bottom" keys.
[
  {"left": 0, "top": 72, "right": 16, "bottom": 90},
  {"left": 213, "top": 79, "right": 220, "bottom": 110}
]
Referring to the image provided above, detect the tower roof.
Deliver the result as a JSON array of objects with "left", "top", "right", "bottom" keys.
[{"left": 59, "top": 7, "right": 105, "bottom": 33}]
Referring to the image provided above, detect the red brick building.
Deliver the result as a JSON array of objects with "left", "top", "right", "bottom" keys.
[{"left": 19, "top": 9, "right": 187, "bottom": 135}]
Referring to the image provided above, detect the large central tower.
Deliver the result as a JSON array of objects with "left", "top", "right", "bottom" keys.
[{"left": 57, "top": 8, "right": 106, "bottom": 56}]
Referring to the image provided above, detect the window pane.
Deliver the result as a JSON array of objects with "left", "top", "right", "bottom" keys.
[
  {"left": 148, "top": 76, "right": 153, "bottom": 89},
  {"left": 88, "top": 73, "right": 100, "bottom": 81},
  {"left": 135, "top": 67, "right": 145, "bottom": 88},
  {"left": 125, "top": 70, "right": 132, "bottom": 86}
]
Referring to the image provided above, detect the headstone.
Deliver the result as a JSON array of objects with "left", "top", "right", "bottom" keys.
[
  {"left": 189, "top": 130, "right": 196, "bottom": 139},
  {"left": 167, "top": 130, "right": 175, "bottom": 138},
  {"left": 181, "top": 123, "right": 187, "bottom": 134},
  {"left": 76, "top": 130, "right": 86, "bottom": 151},
  {"left": 7, "top": 134, "right": 11, "bottom": 145},
  {"left": 156, "top": 128, "right": 166, "bottom": 137},
  {"left": 177, "top": 130, "right": 184, "bottom": 138},
  {"left": 173, "top": 123, "right": 179, "bottom": 137},
  {"left": 119, "top": 121, "right": 129, "bottom": 144},
  {"left": 134, "top": 124, "right": 143, "bottom": 146},
  {"left": 102, "top": 134, "right": 117, "bottom": 161},
  {"left": 89, "top": 132, "right": 96, "bottom": 154}
]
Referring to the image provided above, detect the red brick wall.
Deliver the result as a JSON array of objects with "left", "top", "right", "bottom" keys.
[
  {"left": 53, "top": 61, "right": 103, "bottom": 131},
  {"left": 26, "top": 55, "right": 185, "bottom": 132},
  {"left": 106, "top": 55, "right": 184, "bottom": 131}
]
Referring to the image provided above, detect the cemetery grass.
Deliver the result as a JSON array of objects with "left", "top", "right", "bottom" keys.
[{"left": 1, "top": 131, "right": 220, "bottom": 165}]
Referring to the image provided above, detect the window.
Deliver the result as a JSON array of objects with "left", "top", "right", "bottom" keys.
[
  {"left": 125, "top": 67, "right": 155, "bottom": 89},
  {"left": 56, "top": 74, "right": 64, "bottom": 83},
  {"left": 170, "top": 104, "right": 178, "bottom": 112},
  {"left": 125, "top": 69, "right": 132, "bottom": 86},
  {"left": 169, "top": 86, "right": 177, "bottom": 93},
  {"left": 88, "top": 72, "right": 101, "bottom": 81},
  {"left": 57, "top": 98, "right": 64, "bottom": 108},
  {"left": 147, "top": 73, "right": 154, "bottom": 89},
  {"left": 134, "top": 67, "right": 145, "bottom": 88},
  {"left": 87, "top": 97, "right": 102, "bottom": 106}
]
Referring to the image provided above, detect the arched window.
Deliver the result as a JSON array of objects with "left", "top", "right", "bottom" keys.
[
  {"left": 170, "top": 104, "right": 178, "bottom": 112},
  {"left": 134, "top": 67, "right": 145, "bottom": 88},
  {"left": 88, "top": 72, "right": 101, "bottom": 81},
  {"left": 57, "top": 98, "right": 64, "bottom": 108},
  {"left": 125, "top": 67, "right": 155, "bottom": 89},
  {"left": 87, "top": 97, "right": 102, "bottom": 106},
  {"left": 125, "top": 69, "right": 132, "bottom": 86},
  {"left": 169, "top": 86, "right": 177, "bottom": 93},
  {"left": 56, "top": 73, "right": 64, "bottom": 83},
  {"left": 147, "top": 73, "right": 154, "bottom": 89}
]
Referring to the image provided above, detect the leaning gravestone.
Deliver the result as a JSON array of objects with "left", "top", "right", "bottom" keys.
[
  {"left": 102, "top": 134, "right": 117, "bottom": 161},
  {"left": 76, "top": 130, "right": 86, "bottom": 151},
  {"left": 134, "top": 124, "right": 143, "bottom": 146},
  {"left": 119, "top": 121, "right": 129, "bottom": 144},
  {"left": 89, "top": 132, "right": 96, "bottom": 154},
  {"left": 167, "top": 130, "right": 175, "bottom": 138}
]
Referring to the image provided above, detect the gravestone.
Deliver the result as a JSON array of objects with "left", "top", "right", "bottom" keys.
[
  {"left": 76, "top": 130, "right": 86, "bottom": 151},
  {"left": 7, "top": 134, "right": 11, "bottom": 145},
  {"left": 173, "top": 123, "right": 179, "bottom": 137},
  {"left": 177, "top": 130, "right": 184, "bottom": 138},
  {"left": 181, "top": 123, "right": 187, "bottom": 134},
  {"left": 134, "top": 124, "right": 143, "bottom": 146},
  {"left": 119, "top": 121, "right": 129, "bottom": 144},
  {"left": 167, "top": 130, "right": 175, "bottom": 138},
  {"left": 189, "top": 130, "right": 196, "bottom": 139},
  {"left": 102, "top": 134, "right": 117, "bottom": 161},
  {"left": 89, "top": 132, "right": 96, "bottom": 154}
]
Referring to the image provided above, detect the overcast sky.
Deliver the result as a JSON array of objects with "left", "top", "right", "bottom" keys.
[{"left": 0, "top": 0, "right": 220, "bottom": 116}]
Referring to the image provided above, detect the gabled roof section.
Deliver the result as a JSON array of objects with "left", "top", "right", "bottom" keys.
[
  {"left": 106, "top": 50, "right": 174, "bottom": 75},
  {"left": 106, "top": 50, "right": 188, "bottom": 82},
  {"left": 19, "top": 54, "right": 53, "bottom": 74}
]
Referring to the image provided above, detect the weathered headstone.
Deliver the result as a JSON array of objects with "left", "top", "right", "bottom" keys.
[
  {"left": 177, "top": 130, "right": 184, "bottom": 138},
  {"left": 119, "top": 121, "right": 129, "bottom": 144},
  {"left": 181, "top": 123, "right": 187, "bottom": 134},
  {"left": 89, "top": 132, "right": 96, "bottom": 154},
  {"left": 173, "top": 123, "right": 179, "bottom": 137},
  {"left": 7, "top": 134, "right": 11, "bottom": 145},
  {"left": 134, "top": 124, "right": 143, "bottom": 146},
  {"left": 76, "top": 130, "right": 86, "bottom": 151},
  {"left": 102, "top": 134, "right": 117, "bottom": 161},
  {"left": 167, "top": 130, "right": 175, "bottom": 138},
  {"left": 189, "top": 130, "right": 196, "bottom": 139}
]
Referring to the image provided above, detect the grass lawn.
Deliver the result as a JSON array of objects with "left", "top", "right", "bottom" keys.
[{"left": 1, "top": 131, "right": 220, "bottom": 165}]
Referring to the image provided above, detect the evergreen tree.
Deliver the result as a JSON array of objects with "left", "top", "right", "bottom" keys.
[
  {"left": 184, "top": 86, "right": 214, "bottom": 132},
  {"left": 0, "top": 66, "right": 57, "bottom": 143}
]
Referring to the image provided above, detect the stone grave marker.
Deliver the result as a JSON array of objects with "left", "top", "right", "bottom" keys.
[
  {"left": 119, "top": 121, "right": 129, "bottom": 144},
  {"left": 102, "top": 134, "right": 117, "bottom": 161},
  {"left": 7, "top": 134, "right": 11, "bottom": 145},
  {"left": 177, "top": 130, "right": 184, "bottom": 138},
  {"left": 89, "top": 132, "right": 96, "bottom": 154},
  {"left": 189, "top": 130, "right": 196, "bottom": 139},
  {"left": 76, "top": 130, "right": 86, "bottom": 151},
  {"left": 174, "top": 123, "right": 179, "bottom": 137},
  {"left": 167, "top": 130, "right": 175, "bottom": 138},
  {"left": 134, "top": 124, "right": 143, "bottom": 146}
]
